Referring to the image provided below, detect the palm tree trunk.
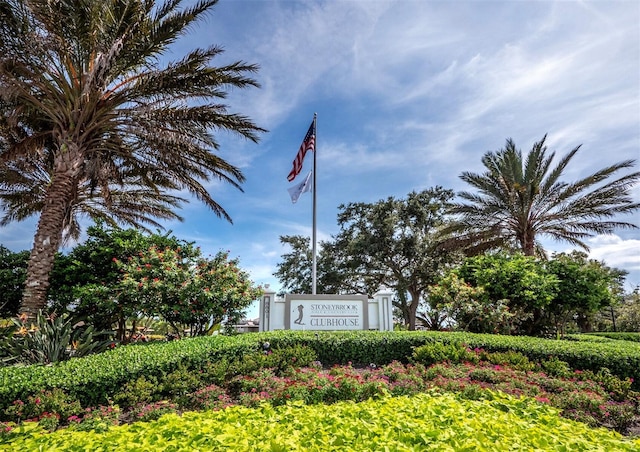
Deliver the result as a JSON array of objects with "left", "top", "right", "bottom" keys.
[
  {"left": 523, "top": 228, "right": 536, "bottom": 256},
  {"left": 20, "top": 146, "right": 82, "bottom": 315}
]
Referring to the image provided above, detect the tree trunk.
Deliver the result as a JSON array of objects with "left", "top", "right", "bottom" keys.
[
  {"left": 20, "top": 145, "right": 83, "bottom": 315},
  {"left": 407, "top": 288, "right": 421, "bottom": 331},
  {"left": 576, "top": 312, "right": 593, "bottom": 333},
  {"left": 117, "top": 314, "right": 126, "bottom": 342},
  {"left": 610, "top": 306, "right": 617, "bottom": 332},
  {"left": 392, "top": 291, "right": 411, "bottom": 329},
  {"left": 523, "top": 233, "right": 536, "bottom": 256}
]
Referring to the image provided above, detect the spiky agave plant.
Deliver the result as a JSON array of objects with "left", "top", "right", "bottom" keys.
[{"left": 1, "top": 311, "right": 114, "bottom": 365}]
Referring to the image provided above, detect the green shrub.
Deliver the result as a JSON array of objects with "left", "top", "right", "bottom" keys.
[
  {"left": 226, "top": 344, "right": 317, "bottom": 378},
  {"left": 262, "top": 344, "right": 317, "bottom": 373},
  {"left": 161, "top": 364, "right": 203, "bottom": 399},
  {"left": 182, "top": 384, "right": 231, "bottom": 411},
  {"left": 481, "top": 350, "right": 535, "bottom": 371},
  {"left": 586, "top": 332, "right": 640, "bottom": 343},
  {"left": 37, "top": 413, "right": 60, "bottom": 432},
  {"left": 0, "top": 332, "right": 253, "bottom": 411},
  {"left": 458, "top": 383, "right": 492, "bottom": 401},
  {"left": 592, "top": 368, "right": 634, "bottom": 402},
  {"left": 199, "top": 358, "right": 232, "bottom": 386},
  {"left": 537, "top": 377, "right": 572, "bottom": 394},
  {"left": 1, "top": 329, "right": 639, "bottom": 421},
  {"left": 551, "top": 390, "right": 605, "bottom": 426},
  {"left": 422, "top": 363, "right": 457, "bottom": 381},
  {"left": 226, "top": 368, "right": 279, "bottom": 399},
  {"left": 411, "top": 341, "right": 478, "bottom": 366},
  {"left": 132, "top": 401, "right": 177, "bottom": 422},
  {"left": 606, "top": 402, "right": 638, "bottom": 435},
  {"left": 113, "top": 376, "right": 157, "bottom": 409},
  {"left": 540, "top": 357, "right": 572, "bottom": 378},
  {"left": 468, "top": 368, "right": 503, "bottom": 384},
  {"left": 565, "top": 334, "right": 613, "bottom": 343},
  {"left": 0, "top": 421, "right": 15, "bottom": 440}
]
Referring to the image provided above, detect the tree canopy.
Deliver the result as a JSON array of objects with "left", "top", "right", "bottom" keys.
[
  {"left": 455, "top": 253, "right": 559, "bottom": 335},
  {"left": 275, "top": 188, "right": 462, "bottom": 330},
  {"left": 431, "top": 251, "right": 627, "bottom": 336},
  {"left": 0, "top": 246, "right": 28, "bottom": 317},
  {"left": 48, "top": 222, "right": 189, "bottom": 339},
  {"left": 546, "top": 251, "right": 625, "bottom": 334},
  {"left": 48, "top": 223, "right": 261, "bottom": 341}
]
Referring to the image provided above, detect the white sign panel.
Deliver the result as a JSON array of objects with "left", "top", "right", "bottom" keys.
[{"left": 285, "top": 295, "right": 369, "bottom": 330}]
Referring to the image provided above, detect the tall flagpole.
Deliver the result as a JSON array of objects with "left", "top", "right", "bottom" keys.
[{"left": 311, "top": 113, "right": 317, "bottom": 295}]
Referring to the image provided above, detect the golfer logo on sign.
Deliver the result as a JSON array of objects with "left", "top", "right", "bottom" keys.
[{"left": 294, "top": 304, "right": 305, "bottom": 325}]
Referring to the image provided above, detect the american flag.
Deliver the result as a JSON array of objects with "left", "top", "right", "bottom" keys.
[{"left": 287, "top": 118, "right": 316, "bottom": 182}]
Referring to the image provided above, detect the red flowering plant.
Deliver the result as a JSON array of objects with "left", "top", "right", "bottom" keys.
[
  {"left": 67, "top": 405, "right": 121, "bottom": 433},
  {"left": 132, "top": 401, "right": 177, "bottom": 422},
  {"left": 216, "top": 352, "right": 638, "bottom": 435},
  {"left": 3, "top": 389, "right": 82, "bottom": 424},
  {"left": 37, "top": 412, "right": 60, "bottom": 432},
  {"left": 0, "top": 421, "right": 13, "bottom": 439},
  {"left": 183, "top": 385, "right": 233, "bottom": 411}
]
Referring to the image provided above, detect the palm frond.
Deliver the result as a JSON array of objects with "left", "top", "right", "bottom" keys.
[{"left": 450, "top": 136, "right": 640, "bottom": 256}]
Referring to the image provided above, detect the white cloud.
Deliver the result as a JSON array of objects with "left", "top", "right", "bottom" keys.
[{"left": 586, "top": 235, "right": 640, "bottom": 271}]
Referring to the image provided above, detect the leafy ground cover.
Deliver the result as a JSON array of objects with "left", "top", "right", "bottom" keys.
[
  {"left": 2, "top": 392, "right": 638, "bottom": 451},
  {"left": 0, "top": 344, "right": 638, "bottom": 449}
]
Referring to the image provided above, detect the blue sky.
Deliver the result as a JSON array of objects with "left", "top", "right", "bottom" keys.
[{"left": 1, "top": 0, "right": 639, "bottom": 318}]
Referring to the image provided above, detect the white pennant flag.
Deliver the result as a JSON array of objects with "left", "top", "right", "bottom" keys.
[{"left": 287, "top": 171, "right": 312, "bottom": 204}]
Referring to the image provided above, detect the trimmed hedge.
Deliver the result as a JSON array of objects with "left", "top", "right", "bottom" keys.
[
  {"left": 261, "top": 331, "right": 640, "bottom": 385},
  {"left": 586, "top": 332, "right": 640, "bottom": 343},
  {"left": 0, "top": 334, "right": 260, "bottom": 409},
  {"left": 1, "top": 330, "right": 638, "bottom": 417}
]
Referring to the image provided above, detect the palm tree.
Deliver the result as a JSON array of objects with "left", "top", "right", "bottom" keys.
[
  {"left": 448, "top": 135, "right": 640, "bottom": 257},
  {"left": 0, "top": 154, "right": 186, "bottom": 244},
  {"left": 0, "top": 0, "right": 265, "bottom": 314}
]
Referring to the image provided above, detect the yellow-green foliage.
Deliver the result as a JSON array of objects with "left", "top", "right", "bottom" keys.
[{"left": 2, "top": 392, "right": 638, "bottom": 451}]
